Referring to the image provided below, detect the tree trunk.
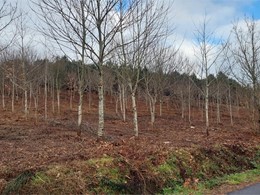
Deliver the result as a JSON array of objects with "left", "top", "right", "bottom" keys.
[
  {"left": 229, "top": 85, "right": 233, "bottom": 126},
  {"left": 98, "top": 69, "right": 104, "bottom": 138},
  {"left": 149, "top": 96, "right": 156, "bottom": 126},
  {"left": 57, "top": 88, "right": 60, "bottom": 115},
  {"left": 78, "top": 88, "right": 83, "bottom": 129},
  {"left": 216, "top": 85, "right": 221, "bottom": 124},
  {"left": 2, "top": 75, "right": 5, "bottom": 110},
  {"left": 12, "top": 67, "right": 15, "bottom": 112},
  {"left": 205, "top": 84, "right": 209, "bottom": 136},
  {"left": 159, "top": 96, "right": 162, "bottom": 117},
  {"left": 24, "top": 90, "right": 28, "bottom": 119},
  {"left": 52, "top": 79, "right": 55, "bottom": 114},
  {"left": 131, "top": 92, "right": 138, "bottom": 137},
  {"left": 188, "top": 80, "right": 191, "bottom": 124},
  {"left": 34, "top": 88, "right": 39, "bottom": 124},
  {"left": 29, "top": 83, "right": 32, "bottom": 110},
  {"left": 44, "top": 62, "right": 48, "bottom": 120},
  {"left": 181, "top": 90, "right": 185, "bottom": 119},
  {"left": 77, "top": 66, "right": 84, "bottom": 136},
  {"left": 119, "top": 84, "right": 126, "bottom": 122}
]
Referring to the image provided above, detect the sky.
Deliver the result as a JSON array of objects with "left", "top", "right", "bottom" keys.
[
  {"left": 4, "top": 0, "right": 260, "bottom": 61},
  {"left": 166, "top": 0, "right": 260, "bottom": 60}
]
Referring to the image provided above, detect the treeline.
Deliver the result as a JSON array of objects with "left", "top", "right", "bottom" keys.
[{"left": 0, "top": 54, "right": 249, "bottom": 125}]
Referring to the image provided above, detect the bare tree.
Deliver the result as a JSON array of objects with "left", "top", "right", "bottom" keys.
[
  {"left": 117, "top": 0, "right": 169, "bottom": 136},
  {"left": 33, "top": 0, "right": 89, "bottom": 135},
  {"left": 15, "top": 12, "right": 32, "bottom": 118},
  {"left": 229, "top": 16, "right": 260, "bottom": 132},
  {"left": 144, "top": 44, "right": 176, "bottom": 126},
  {"left": 0, "top": 0, "right": 17, "bottom": 52},
  {"left": 0, "top": 0, "right": 17, "bottom": 109},
  {"left": 194, "top": 16, "right": 227, "bottom": 135},
  {"left": 34, "top": 0, "right": 139, "bottom": 138}
]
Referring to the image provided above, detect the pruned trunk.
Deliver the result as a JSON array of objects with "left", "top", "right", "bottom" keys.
[
  {"left": 77, "top": 63, "right": 84, "bottom": 136},
  {"left": 57, "top": 89, "right": 60, "bottom": 115},
  {"left": 29, "top": 83, "right": 32, "bottom": 110},
  {"left": 216, "top": 97, "right": 221, "bottom": 124},
  {"left": 119, "top": 84, "right": 126, "bottom": 122},
  {"left": 149, "top": 96, "right": 156, "bottom": 126},
  {"left": 78, "top": 88, "right": 83, "bottom": 129},
  {"left": 98, "top": 70, "right": 104, "bottom": 138},
  {"left": 2, "top": 76, "right": 5, "bottom": 110},
  {"left": 44, "top": 76, "right": 48, "bottom": 120},
  {"left": 216, "top": 85, "right": 221, "bottom": 124},
  {"left": 34, "top": 89, "right": 39, "bottom": 124},
  {"left": 205, "top": 84, "right": 209, "bottom": 136},
  {"left": 12, "top": 69, "right": 15, "bottom": 112},
  {"left": 159, "top": 98, "right": 162, "bottom": 117},
  {"left": 52, "top": 79, "right": 55, "bottom": 114},
  {"left": 131, "top": 92, "right": 138, "bottom": 137},
  {"left": 24, "top": 90, "right": 28, "bottom": 119},
  {"left": 188, "top": 79, "right": 191, "bottom": 124},
  {"left": 229, "top": 86, "right": 233, "bottom": 126}
]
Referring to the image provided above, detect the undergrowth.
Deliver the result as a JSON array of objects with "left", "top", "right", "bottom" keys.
[{"left": 1, "top": 144, "right": 260, "bottom": 194}]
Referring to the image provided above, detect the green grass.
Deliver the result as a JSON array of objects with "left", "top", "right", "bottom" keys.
[{"left": 162, "top": 166, "right": 260, "bottom": 195}]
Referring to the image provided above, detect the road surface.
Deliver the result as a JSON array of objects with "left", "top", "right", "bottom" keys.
[{"left": 228, "top": 183, "right": 260, "bottom": 195}]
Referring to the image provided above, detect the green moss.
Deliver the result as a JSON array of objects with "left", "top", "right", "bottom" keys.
[{"left": 86, "top": 155, "right": 130, "bottom": 194}]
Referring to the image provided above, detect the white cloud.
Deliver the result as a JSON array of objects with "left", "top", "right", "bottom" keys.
[{"left": 162, "top": 0, "right": 258, "bottom": 61}]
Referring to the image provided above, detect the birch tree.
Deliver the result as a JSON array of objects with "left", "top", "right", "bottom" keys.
[
  {"left": 34, "top": 0, "right": 89, "bottom": 135},
  {"left": 0, "top": 0, "right": 17, "bottom": 109},
  {"left": 117, "top": 0, "right": 169, "bottom": 136},
  {"left": 229, "top": 17, "right": 260, "bottom": 132},
  {"left": 194, "top": 16, "right": 227, "bottom": 136},
  {"left": 144, "top": 44, "right": 176, "bottom": 126}
]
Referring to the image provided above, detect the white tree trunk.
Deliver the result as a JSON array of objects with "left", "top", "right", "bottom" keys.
[
  {"left": 205, "top": 85, "right": 209, "bottom": 135},
  {"left": 181, "top": 90, "right": 185, "bottom": 119},
  {"left": 52, "top": 79, "right": 55, "bottom": 114},
  {"left": 44, "top": 63, "right": 48, "bottom": 120},
  {"left": 29, "top": 83, "right": 32, "bottom": 110},
  {"left": 98, "top": 71, "right": 104, "bottom": 137},
  {"left": 188, "top": 79, "right": 191, "bottom": 123},
  {"left": 159, "top": 98, "right": 162, "bottom": 117},
  {"left": 34, "top": 89, "right": 39, "bottom": 123},
  {"left": 149, "top": 97, "right": 156, "bottom": 126},
  {"left": 78, "top": 88, "right": 83, "bottom": 127},
  {"left": 24, "top": 90, "right": 28, "bottom": 119},
  {"left": 119, "top": 84, "right": 126, "bottom": 122},
  {"left": 2, "top": 75, "right": 5, "bottom": 110},
  {"left": 216, "top": 85, "right": 221, "bottom": 124},
  {"left": 229, "top": 86, "right": 233, "bottom": 126},
  {"left": 217, "top": 97, "right": 221, "bottom": 124},
  {"left": 57, "top": 89, "right": 60, "bottom": 115},
  {"left": 131, "top": 92, "right": 138, "bottom": 137},
  {"left": 12, "top": 68, "right": 15, "bottom": 112}
]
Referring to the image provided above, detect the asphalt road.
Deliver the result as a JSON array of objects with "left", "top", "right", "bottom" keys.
[{"left": 228, "top": 183, "right": 260, "bottom": 195}]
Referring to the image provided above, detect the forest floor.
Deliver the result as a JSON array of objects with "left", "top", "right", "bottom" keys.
[{"left": 0, "top": 92, "right": 259, "bottom": 193}]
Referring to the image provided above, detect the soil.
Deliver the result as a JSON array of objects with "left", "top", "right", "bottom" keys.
[{"left": 0, "top": 92, "right": 259, "bottom": 192}]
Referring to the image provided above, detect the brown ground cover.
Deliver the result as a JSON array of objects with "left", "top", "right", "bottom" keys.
[{"left": 0, "top": 92, "right": 259, "bottom": 193}]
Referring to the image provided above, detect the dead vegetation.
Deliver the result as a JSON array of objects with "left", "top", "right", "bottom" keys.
[{"left": 0, "top": 93, "right": 260, "bottom": 194}]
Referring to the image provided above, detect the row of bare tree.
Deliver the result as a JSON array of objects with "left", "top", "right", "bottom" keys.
[{"left": 0, "top": 0, "right": 260, "bottom": 137}]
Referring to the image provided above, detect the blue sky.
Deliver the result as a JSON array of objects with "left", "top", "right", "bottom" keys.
[
  {"left": 163, "top": 0, "right": 260, "bottom": 59},
  {"left": 242, "top": 0, "right": 260, "bottom": 19}
]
